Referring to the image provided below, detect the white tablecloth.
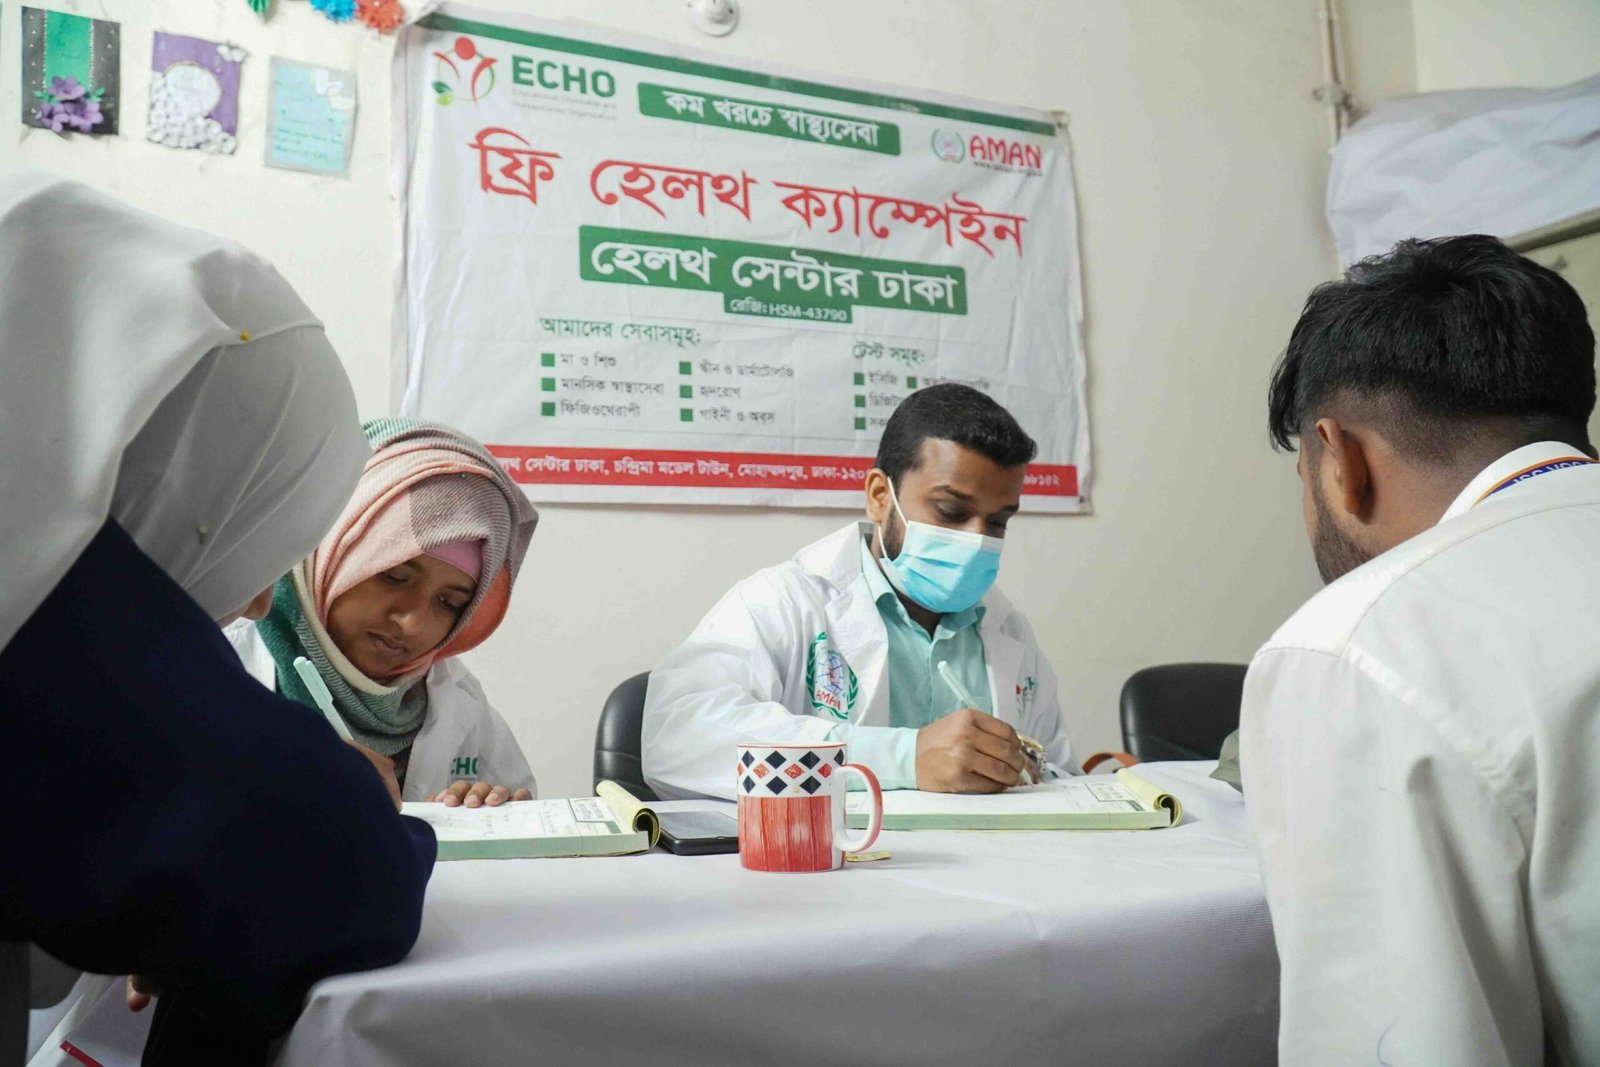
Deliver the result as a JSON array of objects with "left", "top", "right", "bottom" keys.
[{"left": 276, "top": 762, "right": 1278, "bottom": 1066}]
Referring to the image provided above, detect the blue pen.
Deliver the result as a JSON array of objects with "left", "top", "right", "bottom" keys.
[{"left": 293, "top": 656, "right": 355, "bottom": 742}]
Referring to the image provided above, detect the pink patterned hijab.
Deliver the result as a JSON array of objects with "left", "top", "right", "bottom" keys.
[{"left": 306, "top": 418, "right": 538, "bottom": 677}]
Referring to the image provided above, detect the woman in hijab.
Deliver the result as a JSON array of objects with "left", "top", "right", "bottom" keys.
[
  {"left": 0, "top": 170, "right": 435, "bottom": 1066},
  {"left": 230, "top": 417, "right": 540, "bottom": 807}
]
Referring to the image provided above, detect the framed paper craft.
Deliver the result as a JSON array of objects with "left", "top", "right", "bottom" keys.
[
  {"left": 21, "top": 7, "right": 121, "bottom": 135},
  {"left": 149, "top": 33, "right": 246, "bottom": 154},
  {"left": 266, "top": 57, "right": 357, "bottom": 175}
]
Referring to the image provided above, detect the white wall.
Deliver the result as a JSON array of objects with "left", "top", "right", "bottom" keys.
[
  {"left": 4, "top": 0, "right": 1352, "bottom": 798},
  {"left": 1340, "top": 0, "right": 1420, "bottom": 107},
  {"left": 1412, "top": 0, "right": 1600, "bottom": 92}
]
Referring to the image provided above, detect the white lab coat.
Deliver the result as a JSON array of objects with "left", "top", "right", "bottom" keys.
[
  {"left": 224, "top": 622, "right": 537, "bottom": 802},
  {"left": 643, "top": 522, "right": 1075, "bottom": 800},
  {"left": 1241, "top": 443, "right": 1600, "bottom": 1066}
]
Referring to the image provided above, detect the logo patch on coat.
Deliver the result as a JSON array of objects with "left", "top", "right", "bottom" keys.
[
  {"left": 1015, "top": 676, "right": 1037, "bottom": 716},
  {"left": 805, "top": 631, "right": 858, "bottom": 721}
]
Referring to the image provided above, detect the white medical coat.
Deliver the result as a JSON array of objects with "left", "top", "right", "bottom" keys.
[
  {"left": 642, "top": 522, "right": 1075, "bottom": 800},
  {"left": 1241, "top": 443, "right": 1600, "bottom": 1065},
  {"left": 224, "top": 622, "right": 536, "bottom": 802}
]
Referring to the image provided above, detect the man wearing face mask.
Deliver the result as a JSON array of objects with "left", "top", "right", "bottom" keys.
[
  {"left": 1240, "top": 236, "right": 1600, "bottom": 1065},
  {"left": 642, "top": 383, "right": 1076, "bottom": 801}
]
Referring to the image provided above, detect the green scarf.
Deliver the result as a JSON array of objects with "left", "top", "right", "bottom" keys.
[{"left": 255, "top": 563, "right": 429, "bottom": 757}]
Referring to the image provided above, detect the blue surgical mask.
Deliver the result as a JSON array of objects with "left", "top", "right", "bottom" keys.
[{"left": 875, "top": 480, "right": 1003, "bottom": 614}]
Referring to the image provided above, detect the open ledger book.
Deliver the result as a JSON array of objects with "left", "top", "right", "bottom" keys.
[
  {"left": 846, "top": 767, "right": 1184, "bottom": 830},
  {"left": 401, "top": 781, "right": 662, "bottom": 860}
]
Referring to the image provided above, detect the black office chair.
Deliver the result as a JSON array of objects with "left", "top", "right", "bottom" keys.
[
  {"left": 592, "top": 672, "right": 659, "bottom": 801},
  {"left": 1118, "top": 662, "right": 1247, "bottom": 762}
]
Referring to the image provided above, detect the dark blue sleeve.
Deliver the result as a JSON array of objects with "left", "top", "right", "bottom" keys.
[{"left": 0, "top": 521, "right": 437, "bottom": 1036}]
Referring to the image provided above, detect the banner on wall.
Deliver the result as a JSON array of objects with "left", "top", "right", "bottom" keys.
[{"left": 393, "top": 3, "right": 1091, "bottom": 509}]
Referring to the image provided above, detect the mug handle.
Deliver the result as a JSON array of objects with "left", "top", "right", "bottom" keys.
[{"left": 836, "top": 762, "right": 883, "bottom": 854}]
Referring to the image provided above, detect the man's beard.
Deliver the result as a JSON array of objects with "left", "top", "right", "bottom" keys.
[
  {"left": 1311, "top": 480, "right": 1372, "bottom": 585},
  {"left": 877, "top": 510, "right": 906, "bottom": 561}
]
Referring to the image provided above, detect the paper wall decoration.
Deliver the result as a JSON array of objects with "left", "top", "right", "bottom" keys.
[
  {"left": 246, "top": 0, "right": 403, "bottom": 34},
  {"left": 21, "top": 8, "right": 120, "bottom": 135},
  {"left": 358, "top": 0, "right": 406, "bottom": 33},
  {"left": 148, "top": 33, "right": 246, "bottom": 154},
  {"left": 265, "top": 58, "right": 357, "bottom": 175},
  {"left": 310, "top": 0, "right": 357, "bottom": 23}
]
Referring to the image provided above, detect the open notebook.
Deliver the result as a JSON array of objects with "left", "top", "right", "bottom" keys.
[
  {"left": 845, "top": 767, "right": 1184, "bottom": 830},
  {"left": 401, "top": 781, "right": 661, "bottom": 860}
]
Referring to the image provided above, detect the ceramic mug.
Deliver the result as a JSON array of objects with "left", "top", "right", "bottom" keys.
[{"left": 736, "top": 742, "right": 883, "bottom": 872}]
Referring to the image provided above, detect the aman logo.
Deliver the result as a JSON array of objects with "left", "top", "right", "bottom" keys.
[
  {"left": 930, "top": 128, "right": 966, "bottom": 163},
  {"left": 970, "top": 133, "right": 1043, "bottom": 174},
  {"left": 934, "top": 128, "right": 1045, "bottom": 175},
  {"left": 432, "top": 36, "right": 497, "bottom": 105}
]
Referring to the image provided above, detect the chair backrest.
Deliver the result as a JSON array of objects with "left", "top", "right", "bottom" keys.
[
  {"left": 592, "top": 672, "right": 658, "bottom": 801},
  {"left": 1119, "top": 662, "right": 1248, "bottom": 762}
]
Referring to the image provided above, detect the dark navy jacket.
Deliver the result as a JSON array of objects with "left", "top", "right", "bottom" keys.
[{"left": 0, "top": 521, "right": 437, "bottom": 1061}]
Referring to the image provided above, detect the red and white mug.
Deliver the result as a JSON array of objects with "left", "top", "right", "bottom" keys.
[{"left": 736, "top": 742, "right": 883, "bottom": 872}]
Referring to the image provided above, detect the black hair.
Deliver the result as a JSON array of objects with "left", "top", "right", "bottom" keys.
[
  {"left": 875, "top": 383, "right": 1037, "bottom": 485},
  {"left": 1267, "top": 235, "right": 1596, "bottom": 459}
]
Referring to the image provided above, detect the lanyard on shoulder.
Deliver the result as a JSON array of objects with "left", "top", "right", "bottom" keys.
[{"left": 1471, "top": 456, "right": 1599, "bottom": 509}]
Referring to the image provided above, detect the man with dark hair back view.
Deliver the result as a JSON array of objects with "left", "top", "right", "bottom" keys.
[
  {"left": 643, "top": 383, "right": 1078, "bottom": 800},
  {"left": 1243, "top": 235, "right": 1600, "bottom": 1065}
]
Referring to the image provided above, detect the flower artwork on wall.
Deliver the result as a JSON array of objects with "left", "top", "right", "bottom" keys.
[
  {"left": 21, "top": 8, "right": 121, "bottom": 135},
  {"left": 357, "top": 0, "right": 407, "bottom": 33},
  {"left": 310, "top": 0, "right": 357, "bottom": 23},
  {"left": 33, "top": 77, "right": 105, "bottom": 133},
  {"left": 247, "top": 0, "right": 299, "bottom": 16},
  {"left": 148, "top": 34, "right": 248, "bottom": 154},
  {"left": 248, "top": 0, "right": 405, "bottom": 33}
]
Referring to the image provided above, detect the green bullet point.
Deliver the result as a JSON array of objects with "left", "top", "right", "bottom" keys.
[
  {"left": 854, "top": 395, "right": 866, "bottom": 408},
  {"left": 541, "top": 378, "right": 556, "bottom": 392},
  {"left": 679, "top": 361, "right": 692, "bottom": 375},
  {"left": 854, "top": 417, "right": 867, "bottom": 430},
  {"left": 541, "top": 352, "right": 555, "bottom": 367},
  {"left": 680, "top": 408, "right": 694, "bottom": 423},
  {"left": 680, "top": 384, "right": 693, "bottom": 398},
  {"left": 541, "top": 402, "right": 556, "bottom": 417},
  {"left": 906, "top": 376, "right": 917, "bottom": 389},
  {"left": 853, "top": 372, "right": 865, "bottom": 386}
]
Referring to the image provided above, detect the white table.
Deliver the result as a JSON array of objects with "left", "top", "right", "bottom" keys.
[{"left": 276, "top": 762, "right": 1279, "bottom": 1066}]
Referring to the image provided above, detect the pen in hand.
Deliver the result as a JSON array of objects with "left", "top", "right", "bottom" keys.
[
  {"left": 293, "top": 655, "right": 355, "bottom": 742},
  {"left": 936, "top": 659, "right": 1044, "bottom": 785}
]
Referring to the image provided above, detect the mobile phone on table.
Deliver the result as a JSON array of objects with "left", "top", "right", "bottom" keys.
[{"left": 657, "top": 810, "right": 739, "bottom": 855}]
